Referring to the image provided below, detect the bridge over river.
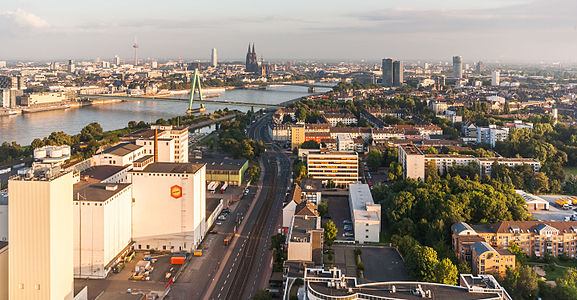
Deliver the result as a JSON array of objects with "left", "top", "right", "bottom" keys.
[{"left": 82, "top": 94, "right": 283, "bottom": 108}]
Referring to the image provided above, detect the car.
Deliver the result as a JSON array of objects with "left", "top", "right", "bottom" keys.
[
  {"left": 344, "top": 226, "right": 353, "bottom": 231},
  {"left": 222, "top": 208, "right": 231, "bottom": 214},
  {"left": 565, "top": 216, "right": 571, "bottom": 221},
  {"left": 323, "top": 249, "right": 334, "bottom": 254},
  {"left": 343, "top": 232, "right": 354, "bottom": 237},
  {"left": 343, "top": 220, "right": 352, "bottom": 225},
  {"left": 216, "top": 221, "right": 223, "bottom": 225},
  {"left": 244, "top": 189, "right": 250, "bottom": 195}
]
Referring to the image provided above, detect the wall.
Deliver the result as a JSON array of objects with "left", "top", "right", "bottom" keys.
[
  {"left": 0, "top": 205, "right": 6, "bottom": 242},
  {"left": 0, "top": 246, "right": 7, "bottom": 300}
]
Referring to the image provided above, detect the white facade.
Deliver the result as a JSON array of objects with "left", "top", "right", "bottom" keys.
[
  {"left": 270, "top": 124, "right": 291, "bottom": 142},
  {"left": 9, "top": 169, "right": 74, "bottom": 300},
  {"left": 136, "top": 138, "right": 175, "bottom": 162},
  {"left": 349, "top": 184, "right": 381, "bottom": 244},
  {"left": 73, "top": 183, "right": 132, "bottom": 279},
  {"left": 492, "top": 71, "right": 500, "bottom": 86},
  {"left": 336, "top": 133, "right": 355, "bottom": 152},
  {"left": 150, "top": 125, "right": 189, "bottom": 163},
  {"left": 0, "top": 193, "right": 6, "bottom": 242},
  {"left": 211, "top": 48, "right": 218, "bottom": 67},
  {"left": 92, "top": 143, "right": 145, "bottom": 167},
  {"left": 131, "top": 163, "right": 206, "bottom": 252}
]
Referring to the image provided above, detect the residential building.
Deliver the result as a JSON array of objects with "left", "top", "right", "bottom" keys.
[
  {"left": 286, "top": 215, "right": 323, "bottom": 265},
  {"left": 398, "top": 144, "right": 426, "bottom": 180},
  {"left": 477, "top": 157, "right": 540, "bottom": 177},
  {"left": 290, "top": 123, "right": 305, "bottom": 150},
  {"left": 73, "top": 183, "right": 132, "bottom": 279},
  {"left": 471, "top": 242, "right": 515, "bottom": 276},
  {"left": 477, "top": 125, "right": 509, "bottom": 147},
  {"left": 336, "top": 133, "right": 354, "bottom": 152},
  {"left": 122, "top": 126, "right": 188, "bottom": 163},
  {"left": 131, "top": 162, "right": 206, "bottom": 252},
  {"left": 151, "top": 125, "right": 189, "bottom": 163},
  {"left": 304, "top": 267, "right": 512, "bottom": 300},
  {"left": 269, "top": 124, "right": 291, "bottom": 142},
  {"left": 300, "top": 178, "right": 322, "bottom": 205},
  {"left": 8, "top": 165, "right": 74, "bottom": 300},
  {"left": 452, "top": 221, "right": 577, "bottom": 261},
  {"left": 349, "top": 183, "right": 381, "bottom": 244},
  {"left": 492, "top": 71, "right": 500, "bottom": 86},
  {"left": 283, "top": 184, "right": 304, "bottom": 229},
  {"left": 323, "top": 112, "right": 357, "bottom": 126},
  {"left": 306, "top": 150, "right": 359, "bottom": 187}
]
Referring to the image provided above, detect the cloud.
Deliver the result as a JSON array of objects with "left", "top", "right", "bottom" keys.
[{"left": 0, "top": 8, "right": 49, "bottom": 29}]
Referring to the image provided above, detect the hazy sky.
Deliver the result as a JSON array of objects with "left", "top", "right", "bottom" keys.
[{"left": 1, "top": 0, "right": 576, "bottom": 63}]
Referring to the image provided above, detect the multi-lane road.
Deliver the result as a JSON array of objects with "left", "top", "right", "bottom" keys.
[{"left": 168, "top": 113, "right": 290, "bottom": 300}]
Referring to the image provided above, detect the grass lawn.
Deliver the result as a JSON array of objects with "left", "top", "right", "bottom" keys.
[{"left": 532, "top": 263, "right": 569, "bottom": 281}]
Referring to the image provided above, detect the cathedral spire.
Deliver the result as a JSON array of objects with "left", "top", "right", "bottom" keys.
[
  {"left": 247, "top": 43, "right": 251, "bottom": 53},
  {"left": 252, "top": 43, "right": 255, "bottom": 54}
]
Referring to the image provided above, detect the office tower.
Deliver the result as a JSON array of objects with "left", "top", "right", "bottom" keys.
[
  {"left": 151, "top": 60, "right": 158, "bottom": 69},
  {"left": 476, "top": 61, "right": 484, "bottom": 73},
  {"left": 211, "top": 48, "right": 218, "bottom": 67},
  {"left": 67, "top": 59, "right": 75, "bottom": 73},
  {"left": 492, "top": 71, "right": 500, "bottom": 86},
  {"left": 0, "top": 61, "right": 6, "bottom": 68},
  {"left": 9, "top": 166, "right": 74, "bottom": 300},
  {"left": 381, "top": 58, "right": 394, "bottom": 87},
  {"left": 393, "top": 60, "right": 404, "bottom": 87},
  {"left": 94, "top": 57, "right": 101, "bottom": 63},
  {"left": 114, "top": 55, "right": 120, "bottom": 66},
  {"left": 453, "top": 56, "right": 463, "bottom": 78}
]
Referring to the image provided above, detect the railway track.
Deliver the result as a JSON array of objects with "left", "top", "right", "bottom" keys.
[{"left": 224, "top": 156, "right": 278, "bottom": 299}]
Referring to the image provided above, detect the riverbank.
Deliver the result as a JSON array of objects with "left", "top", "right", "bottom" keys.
[{"left": 0, "top": 98, "right": 124, "bottom": 117}]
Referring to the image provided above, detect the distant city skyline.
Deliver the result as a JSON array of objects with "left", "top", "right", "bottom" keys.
[{"left": 1, "top": 0, "right": 576, "bottom": 62}]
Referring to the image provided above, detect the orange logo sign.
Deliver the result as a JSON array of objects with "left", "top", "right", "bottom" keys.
[{"left": 171, "top": 185, "right": 182, "bottom": 199}]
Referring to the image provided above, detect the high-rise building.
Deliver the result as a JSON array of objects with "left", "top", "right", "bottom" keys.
[
  {"left": 476, "top": 61, "right": 484, "bottom": 73},
  {"left": 453, "top": 56, "right": 463, "bottom": 78},
  {"left": 0, "top": 61, "right": 6, "bottom": 68},
  {"left": 151, "top": 60, "right": 158, "bottom": 69},
  {"left": 114, "top": 55, "right": 120, "bottom": 66},
  {"left": 492, "top": 70, "right": 500, "bottom": 86},
  {"left": 67, "top": 59, "right": 75, "bottom": 73},
  {"left": 133, "top": 38, "right": 139, "bottom": 66},
  {"left": 393, "top": 60, "right": 404, "bottom": 87},
  {"left": 382, "top": 58, "right": 403, "bottom": 87},
  {"left": 381, "top": 58, "right": 393, "bottom": 87},
  {"left": 211, "top": 48, "right": 218, "bottom": 67},
  {"left": 245, "top": 43, "right": 258, "bottom": 73},
  {"left": 8, "top": 166, "right": 74, "bottom": 300}
]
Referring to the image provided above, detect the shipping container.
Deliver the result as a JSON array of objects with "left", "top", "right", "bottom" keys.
[
  {"left": 224, "top": 233, "right": 234, "bottom": 246},
  {"left": 171, "top": 256, "right": 185, "bottom": 265}
]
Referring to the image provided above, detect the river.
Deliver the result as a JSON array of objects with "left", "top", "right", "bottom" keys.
[{"left": 0, "top": 85, "right": 331, "bottom": 145}]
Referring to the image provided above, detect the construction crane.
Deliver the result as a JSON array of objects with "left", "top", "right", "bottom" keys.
[{"left": 187, "top": 68, "right": 206, "bottom": 115}]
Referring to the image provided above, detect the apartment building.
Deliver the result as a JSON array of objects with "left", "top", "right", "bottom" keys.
[
  {"left": 290, "top": 123, "right": 305, "bottom": 150},
  {"left": 323, "top": 112, "right": 358, "bottom": 126},
  {"left": 470, "top": 242, "right": 515, "bottom": 276},
  {"left": 122, "top": 125, "right": 188, "bottom": 163},
  {"left": 286, "top": 215, "right": 323, "bottom": 265},
  {"left": 477, "top": 125, "right": 509, "bottom": 148},
  {"left": 398, "top": 144, "right": 541, "bottom": 180},
  {"left": 306, "top": 150, "right": 359, "bottom": 187},
  {"left": 151, "top": 125, "right": 189, "bottom": 163},
  {"left": 453, "top": 221, "right": 577, "bottom": 262},
  {"left": 92, "top": 143, "right": 145, "bottom": 167},
  {"left": 269, "top": 124, "right": 291, "bottom": 142}
]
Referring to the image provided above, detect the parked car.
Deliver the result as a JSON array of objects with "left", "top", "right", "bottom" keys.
[
  {"left": 216, "top": 221, "right": 223, "bottom": 225},
  {"left": 344, "top": 225, "right": 353, "bottom": 231},
  {"left": 343, "top": 220, "right": 352, "bottom": 225},
  {"left": 343, "top": 232, "right": 354, "bottom": 237}
]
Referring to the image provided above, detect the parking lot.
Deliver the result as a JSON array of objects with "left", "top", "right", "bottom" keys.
[
  {"left": 359, "top": 246, "right": 410, "bottom": 282},
  {"left": 325, "top": 195, "right": 354, "bottom": 240},
  {"left": 532, "top": 194, "right": 577, "bottom": 221}
]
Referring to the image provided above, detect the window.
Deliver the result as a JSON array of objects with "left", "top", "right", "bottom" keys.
[
  {"left": 19, "top": 283, "right": 24, "bottom": 289},
  {"left": 138, "top": 244, "right": 141, "bottom": 249},
  {"left": 35, "top": 284, "right": 40, "bottom": 290},
  {"left": 163, "top": 245, "right": 166, "bottom": 250},
  {"left": 146, "top": 245, "right": 150, "bottom": 249}
]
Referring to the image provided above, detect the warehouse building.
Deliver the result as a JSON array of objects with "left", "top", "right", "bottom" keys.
[
  {"left": 131, "top": 162, "right": 206, "bottom": 252},
  {"left": 195, "top": 158, "right": 249, "bottom": 186},
  {"left": 73, "top": 182, "right": 132, "bottom": 279}
]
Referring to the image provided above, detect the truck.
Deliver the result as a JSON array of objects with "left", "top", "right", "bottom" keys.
[
  {"left": 556, "top": 198, "right": 572, "bottom": 207},
  {"left": 193, "top": 249, "right": 203, "bottom": 256},
  {"left": 171, "top": 254, "right": 186, "bottom": 265},
  {"left": 220, "top": 182, "right": 228, "bottom": 194},
  {"left": 224, "top": 233, "right": 234, "bottom": 246},
  {"left": 208, "top": 181, "right": 220, "bottom": 193}
]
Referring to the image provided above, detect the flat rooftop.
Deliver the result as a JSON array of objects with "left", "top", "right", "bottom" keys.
[
  {"left": 81, "top": 165, "right": 128, "bottom": 181},
  {"left": 349, "top": 183, "right": 380, "bottom": 222},
  {"left": 141, "top": 162, "right": 204, "bottom": 174},
  {"left": 0, "top": 241, "right": 7, "bottom": 250},
  {"left": 193, "top": 158, "right": 248, "bottom": 171},
  {"left": 290, "top": 215, "right": 320, "bottom": 242},
  {"left": 73, "top": 182, "right": 131, "bottom": 202}
]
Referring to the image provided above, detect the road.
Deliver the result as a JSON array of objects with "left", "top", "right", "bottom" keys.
[{"left": 167, "top": 113, "right": 290, "bottom": 300}]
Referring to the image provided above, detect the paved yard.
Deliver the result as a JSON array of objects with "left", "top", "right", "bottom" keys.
[{"left": 359, "top": 246, "right": 410, "bottom": 282}]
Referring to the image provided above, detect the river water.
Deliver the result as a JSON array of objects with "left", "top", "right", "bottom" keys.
[{"left": 0, "top": 85, "right": 330, "bottom": 145}]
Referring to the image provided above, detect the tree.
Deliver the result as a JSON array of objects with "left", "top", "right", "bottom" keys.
[
  {"left": 366, "top": 149, "right": 383, "bottom": 171},
  {"left": 433, "top": 258, "right": 458, "bottom": 285},
  {"left": 502, "top": 265, "right": 539, "bottom": 300},
  {"left": 282, "top": 114, "right": 294, "bottom": 124},
  {"left": 532, "top": 172, "right": 550, "bottom": 193},
  {"left": 301, "top": 140, "right": 320, "bottom": 149},
  {"left": 406, "top": 246, "right": 439, "bottom": 282},
  {"left": 324, "top": 221, "right": 338, "bottom": 246},
  {"left": 31, "top": 138, "right": 44, "bottom": 149},
  {"left": 318, "top": 202, "right": 328, "bottom": 217},
  {"left": 555, "top": 269, "right": 577, "bottom": 300}
]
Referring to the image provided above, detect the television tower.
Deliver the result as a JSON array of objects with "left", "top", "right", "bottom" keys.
[{"left": 133, "top": 38, "right": 139, "bottom": 66}]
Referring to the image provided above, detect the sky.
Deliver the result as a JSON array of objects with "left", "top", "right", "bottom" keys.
[{"left": 0, "top": 0, "right": 576, "bottom": 63}]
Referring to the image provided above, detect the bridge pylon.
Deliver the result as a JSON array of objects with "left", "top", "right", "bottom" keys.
[{"left": 187, "top": 68, "right": 206, "bottom": 115}]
